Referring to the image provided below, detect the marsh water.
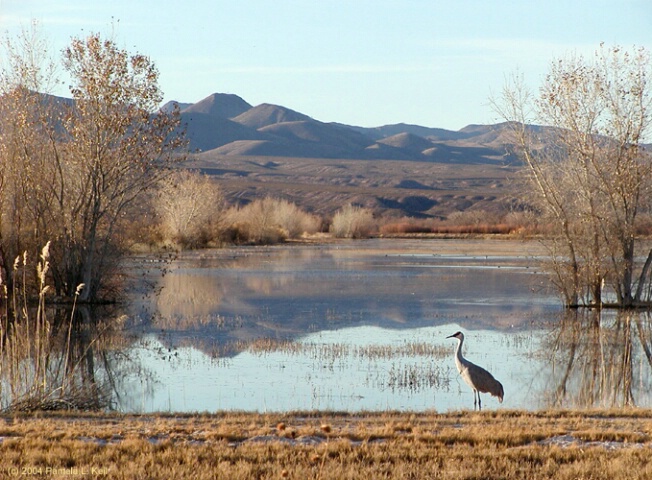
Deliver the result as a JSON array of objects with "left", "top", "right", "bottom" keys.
[{"left": 76, "top": 238, "right": 648, "bottom": 413}]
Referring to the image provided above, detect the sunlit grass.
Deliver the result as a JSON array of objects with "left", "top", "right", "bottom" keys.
[{"left": 1, "top": 409, "right": 652, "bottom": 479}]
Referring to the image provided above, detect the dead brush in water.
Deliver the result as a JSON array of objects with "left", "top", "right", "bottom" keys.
[
  {"left": 385, "top": 361, "right": 451, "bottom": 391},
  {"left": 233, "top": 338, "right": 449, "bottom": 361},
  {"left": 355, "top": 342, "right": 449, "bottom": 360},
  {"left": 217, "top": 338, "right": 453, "bottom": 392}
]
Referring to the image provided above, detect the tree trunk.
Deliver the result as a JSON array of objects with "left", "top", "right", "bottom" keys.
[
  {"left": 620, "top": 238, "right": 636, "bottom": 307},
  {"left": 634, "top": 248, "right": 652, "bottom": 303}
]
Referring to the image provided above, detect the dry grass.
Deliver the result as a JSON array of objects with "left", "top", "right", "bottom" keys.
[{"left": 1, "top": 409, "right": 652, "bottom": 479}]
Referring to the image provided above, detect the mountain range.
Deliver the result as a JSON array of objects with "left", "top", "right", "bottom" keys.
[
  {"left": 163, "top": 93, "right": 518, "bottom": 164},
  {"left": 8, "top": 90, "right": 529, "bottom": 217}
]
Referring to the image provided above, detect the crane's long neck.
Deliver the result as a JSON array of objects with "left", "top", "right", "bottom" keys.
[{"left": 454, "top": 337, "right": 469, "bottom": 372}]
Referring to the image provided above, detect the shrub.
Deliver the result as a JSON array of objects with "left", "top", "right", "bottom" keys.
[
  {"left": 224, "top": 197, "right": 320, "bottom": 244},
  {"left": 154, "top": 170, "right": 225, "bottom": 248},
  {"left": 268, "top": 198, "right": 321, "bottom": 238},
  {"left": 447, "top": 209, "right": 499, "bottom": 226},
  {"left": 330, "top": 204, "right": 376, "bottom": 238},
  {"left": 379, "top": 217, "right": 438, "bottom": 235},
  {"left": 503, "top": 210, "right": 539, "bottom": 236}
]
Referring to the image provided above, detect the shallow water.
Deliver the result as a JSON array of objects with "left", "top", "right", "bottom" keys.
[{"left": 114, "top": 239, "right": 652, "bottom": 412}]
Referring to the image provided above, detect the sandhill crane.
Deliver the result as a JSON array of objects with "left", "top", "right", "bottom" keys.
[{"left": 447, "top": 331, "right": 504, "bottom": 410}]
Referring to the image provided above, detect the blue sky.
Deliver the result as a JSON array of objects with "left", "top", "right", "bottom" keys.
[{"left": 1, "top": 0, "right": 651, "bottom": 130}]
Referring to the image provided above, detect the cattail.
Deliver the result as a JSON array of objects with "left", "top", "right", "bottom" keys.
[
  {"left": 39, "top": 262, "right": 50, "bottom": 284},
  {"left": 75, "top": 283, "right": 85, "bottom": 296},
  {"left": 40, "top": 241, "right": 51, "bottom": 262},
  {"left": 37, "top": 242, "right": 52, "bottom": 284}
]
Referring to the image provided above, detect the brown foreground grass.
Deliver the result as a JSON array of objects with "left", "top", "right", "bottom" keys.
[{"left": 0, "top": 409, "right": 651, "bottom": 479}]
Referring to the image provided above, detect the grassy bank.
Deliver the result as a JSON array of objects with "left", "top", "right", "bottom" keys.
[{"left": 1, "top": 409, "right": 651, "bottom": 479}]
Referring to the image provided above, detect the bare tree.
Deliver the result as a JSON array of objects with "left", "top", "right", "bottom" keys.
[
  {"left": 0, "top": 27, "right": 186, "bottom": 302},
  {"left": 0, "top": 24, "right": 63, "bottom": 296},
  {"left": 495, "top": 45, "right": 652, "bottom": 308},
  {"left": 56, "top": 33, "right": 186, "bottom": 301}
]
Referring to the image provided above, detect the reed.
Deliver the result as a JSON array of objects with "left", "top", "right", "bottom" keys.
[{"left": 0, "top": 243, "right": 107, "bottom": 412}]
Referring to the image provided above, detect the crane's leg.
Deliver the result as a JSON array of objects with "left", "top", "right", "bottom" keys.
[
  {"left": 478, "top": 393, "right": 482, "bottom": 411},
  {"left": 473, "top": 390, "right": 478, "bottom": 410}
]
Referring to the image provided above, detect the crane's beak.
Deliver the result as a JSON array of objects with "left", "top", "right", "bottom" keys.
[{"left": 446, "top": 333, "right": 456, "bottom": 339}]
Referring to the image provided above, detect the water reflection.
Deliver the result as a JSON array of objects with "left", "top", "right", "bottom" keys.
[
  {"left": 125, "top": 240, "right": 652, "bottom": 412},
  {"left": 121, "top": 239, "right": 567, "bottom": 412},
  {"left": 139, "top": 240, "right": 557, "bottom": 352},
  {"left": 8, "top": 240, "right": 652, "bottom": 412},
  {"left": 542, "top": 310, "right": 652, "bottom": 408}
]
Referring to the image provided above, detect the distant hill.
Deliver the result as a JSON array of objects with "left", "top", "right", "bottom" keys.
[
  {"left": 170, "top": 92, "right": 522, "bottom": 164},
  {"left": 180, "top": 113, "right": 271, "bottom": 152},
  {"left": 181, "top": 93, "right": 252, "bottom": 119},
  {"left": 344, "top": 123, "right": 465, "bottom": 142},
  {"left": 378, "top": 132, "right": 440, "bottom": 154},
  {"left": 160, "top": 100, "right": 192, "bottom": 113},
  {"left": 34, "top": 90, "right": 652, "bottom": 219},
  {"left": 232, "top": 103, "right": 312, "bottom": 129},
  {"left": 17, "top": 90, "right": 543, "bottom": 165},
  {"left": 258, "top": 120, "right": 375, "bottom": 158}
]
